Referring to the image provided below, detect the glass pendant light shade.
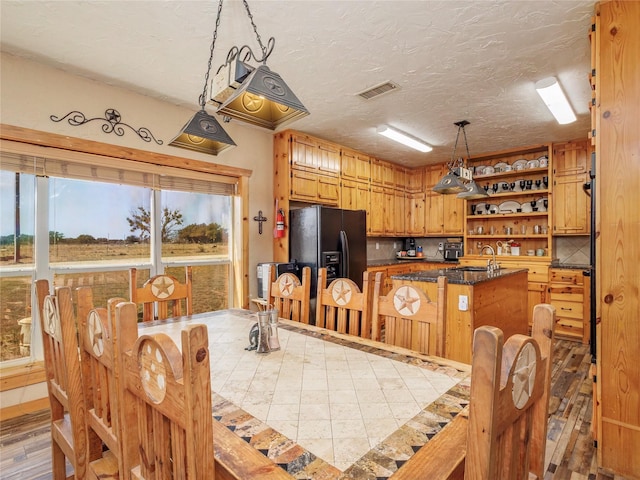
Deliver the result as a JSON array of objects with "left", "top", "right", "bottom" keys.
[
  {"left": 457, "top": 179, "right": 489, "bottom": 199},
  {"left": 433, "top": 171, "right": 467, "bottom": 194},
  {"left": 169, "top": 109, "right": 236, "bottom": 155},
  {"left": 215, "top": 65, "right": 309, "bottom": 130}
]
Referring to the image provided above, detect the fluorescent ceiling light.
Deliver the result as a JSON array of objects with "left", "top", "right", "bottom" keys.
[
  {"left": 377, "top": 125, "right": 432, "bottom": 152},
  {"left": 535, "top": 77, "right": 577, "bottom": 125}
]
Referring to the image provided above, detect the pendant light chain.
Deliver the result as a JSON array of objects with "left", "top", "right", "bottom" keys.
[
  {"left": 200, "top": 0, "right": 225, "bottom": 109},
  {"left": 242, "top": 0, "right": 269, "bottom": 63}
]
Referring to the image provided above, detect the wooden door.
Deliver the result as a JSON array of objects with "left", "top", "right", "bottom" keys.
[
  {"left": 317, "top": 140, "right": 341, "bottom": 176},
  {"left": 407, "top": 192, "right": 426, "bottom": 236}
]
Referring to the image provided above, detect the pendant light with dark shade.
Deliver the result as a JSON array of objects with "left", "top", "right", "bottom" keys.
[
  {"left": 169, "top": 0, "right": 235, "bottom": 156},
  {"left": 209, "top": 1, "right": 309, "bottom": 130},
  {"left": 433, "top": 120, "right": 489, "bottom": 199}
]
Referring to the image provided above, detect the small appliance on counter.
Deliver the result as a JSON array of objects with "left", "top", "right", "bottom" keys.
[
  {"left": 444, "top": 241, "right": 464, "bottom": 260},
  {"left": 405, "top": 238, "right": 416, "bottom": 257}
]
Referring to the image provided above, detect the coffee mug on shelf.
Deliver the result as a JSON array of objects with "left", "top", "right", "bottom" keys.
[{"left": 536, "top": 248, "right": 545, "bottom": 256}]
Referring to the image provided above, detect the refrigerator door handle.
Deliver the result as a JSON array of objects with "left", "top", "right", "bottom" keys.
[{"left": 339, "top": 230, "right": 349, "bottom": 278}]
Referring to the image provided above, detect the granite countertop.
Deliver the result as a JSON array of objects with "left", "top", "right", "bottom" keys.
[
  {"left": 550, "top": 261, "right": 592, "bottom": 270},
  {"left": 391, "top": 267, "right": 529, "bottom": 285},
  {"left": 367, "top": 257, "right": 459, "bottom": 267}
]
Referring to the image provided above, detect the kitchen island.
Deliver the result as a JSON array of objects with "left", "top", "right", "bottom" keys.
[{"left": 391, "top": 267, "right": 529, "bottom": 364}]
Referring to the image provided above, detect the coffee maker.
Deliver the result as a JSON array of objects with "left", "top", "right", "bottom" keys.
[{"left": 405, "top": 238, "right": 416, "bottom": 257}]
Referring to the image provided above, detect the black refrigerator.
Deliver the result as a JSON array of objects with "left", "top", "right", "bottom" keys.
[{"left": 289, "top": 205, "right": 367, "bottom": 323}]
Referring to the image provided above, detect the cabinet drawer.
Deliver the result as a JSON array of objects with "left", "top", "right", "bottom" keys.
[
  {"left": 552, "top": 300, "right": 583, "bottom": 319},
  {"left": 549, "top": 269, "right": 585, "bottom": 285},
  {"left": 556, "top": 318, "right": 584, "bottom": 339}
]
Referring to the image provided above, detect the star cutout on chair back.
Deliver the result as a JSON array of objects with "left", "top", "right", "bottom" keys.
[
  {"left": 278, "top": 275, "right": 295, "bottom": 297},
  {"left": 151, "top": 276, "right": 175, "bottom": 299},
  {"left": 393, "top": 286, "right": 421, "bottom": 316},
  {"left": 43, "top": 297, "right": 60, "bottom": 339},
  {"left": 331, "top": 280, "right": 352, "bottom": 305},
  {"left": 87, "top": 310, "right": 104, "bottom": 357},
  {"left": 511, "top": 342, "right": 537, "bottom": 409}
]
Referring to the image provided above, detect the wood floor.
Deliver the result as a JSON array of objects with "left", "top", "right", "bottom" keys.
[{"left": 0, "top": 339, "right": 630, "bottom": 479}]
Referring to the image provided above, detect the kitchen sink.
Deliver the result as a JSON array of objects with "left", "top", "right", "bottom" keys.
[{"left": 452, "top": 266, "right": 502, "bottom": 272}]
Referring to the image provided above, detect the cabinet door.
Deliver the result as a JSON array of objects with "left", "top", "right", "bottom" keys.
[
  {"left": 406, "top": 167, "right": 425, "bottom": 193},
  {"left": 369, "top": 185, "right": 385, "bottom": 235},
  {"left": 370, "top": 157, "right": 385, "bottom": 186},
  {"left": 317, "top": 140, "right": 341, "bottom": 176},
  {"left": 341, "top": 180, "right": 369, "bottom": 212},
  {"left": 553, "top": 140, "right": 591, "bottom": 235},
  {"left": 553, "top": 173, "right": 590, "bottom": 234},
  {"left": 407, "top": 192, "right": 426, "bottom": 236},
  {"left": 425, "top": 191, "right": 444, "bottom": 235},
  {"left": 341, "top": 148, "right": 370, "bottom": 182},
  {"left": 394, "top": 190, "right": 406, "bottom": 235},
  {"left": 290, "top": 133, "right": 318, "bottom": 171},
  {"left": 290, "top": 170, "right": 318, "bottom": 201},
  {"left": 382, "top": 161, "right": 396, "bottom": 189},
  {"left": 317, "top": 174, "right": 340, "bottom": 206},
  {"left": 443, "top": 194, "right": 464, "bottom": 235},
  {"left": 383, "top": 190, "right": 396, "bottom": 235}
]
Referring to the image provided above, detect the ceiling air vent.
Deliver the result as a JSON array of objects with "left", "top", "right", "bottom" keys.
[{"left": 356, "top": 81, "right": 400, "bottom": 100}]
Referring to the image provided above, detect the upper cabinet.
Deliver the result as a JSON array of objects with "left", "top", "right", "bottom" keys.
[
  {"left": 552, "top": 139, "right": 592, "bottom": 235},
  {"left": 424, "top": 164, "right": 464, "bottom": 235},
  {"left": 340, "top": 147, "right": 371, "bottom": 182}
]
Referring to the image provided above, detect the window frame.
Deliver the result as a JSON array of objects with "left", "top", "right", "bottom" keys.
[{"left": 0, "top": 126, "right": 252, "bottom": 368}]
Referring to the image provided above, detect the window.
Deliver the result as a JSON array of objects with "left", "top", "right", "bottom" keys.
[{"left": 0, "top": 144, "right": 246, "bottom": 366}]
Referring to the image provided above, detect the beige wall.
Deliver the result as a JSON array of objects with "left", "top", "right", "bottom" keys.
[{"left": 1, "top": 52, "right": 276, "bottom": 300}]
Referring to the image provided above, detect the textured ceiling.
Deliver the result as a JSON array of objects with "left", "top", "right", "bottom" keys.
[{"left": 0, "top": 0, "right": 595, "bottom": 167}]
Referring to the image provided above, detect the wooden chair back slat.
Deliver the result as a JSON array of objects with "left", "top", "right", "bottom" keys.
[
  {"left": 315, "top": 268, "right": 374, "bottom": 338},
  {"left": 35, "top": 280, "right": 90, "bottom": 479},
  {"left": 267, "top": 265, "right": 311, "bottom": 324},
  {"left": 115, "top": 301, "right": 214, "bottom": 479},
  {"left": 464, "top": 304, "right": 555, "bottom": 480},
  {"left": 129, "top": 266, "right": 193, "bottom": 322},
  {"left": 76, "top": 287, "right": 126, "bottom": 479},
  {"left": 370, "top": 273, "right": 447, "bottom": 356}
]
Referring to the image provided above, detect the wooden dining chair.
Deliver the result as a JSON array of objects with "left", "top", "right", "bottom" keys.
[
  {"left": 129, "top": 266, "right": 193, "bottom": 321},
  {"left": 370, "top": 272, "right": 447, "bottom": 356},
  {"left": 315, "top": 268, "right": 374, "bottom": 338},
  {"left": 76, "top": 287, "right": 127, "bottom": 479},
  {"left": 267, "top": 265, "right": 311, "bottom": 324},
  {"left": 464, "top": 303, "right": 556, "bottom": 480},
  {"left": 114, "top": 301, "right": 214, "bottom": 478},
  {"left": 35, "top": 280, "right": 91, "bottom": 479}
]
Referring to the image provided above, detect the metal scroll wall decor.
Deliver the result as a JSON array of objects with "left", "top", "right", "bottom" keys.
[{"left": 50, "top": 108, "right": 163, "bottom": 144}]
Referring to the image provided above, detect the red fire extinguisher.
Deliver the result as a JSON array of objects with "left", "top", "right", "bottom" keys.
[{"left": 274, "top": 199, "right": 286, "bottom": 238}]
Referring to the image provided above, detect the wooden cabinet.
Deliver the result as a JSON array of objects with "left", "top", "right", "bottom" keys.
[
  {"left": 383, "top": 190, "right": 405, "bottom": 236},
  {"left": 290, "top": 169, "right": 339, "bottom": 205},
  {"left": 341, "top": 147, "right": 370, "bottom": 182},
  {"left": 370, "top": 157, "right": 385, "bottom": 186},
  {"left": 591, "top": 3, "right": 640, "bottom": 476},
  {"left": 406, "top": 192, "right": 426, "bottom": 236},
  {"left": 464, "top": 144, "right": 553, "bottom": 260},
  {"left": 340, "top": 179, "right": 369, "bottom": 212},
  {"left": 552, "top": 139, "right": 591, "bottom": 235},
  {"left": 548, "top": 268, "right": 589, "bottom": 344},
  {"left": 406, "top": 167, "right": 425, "bottom": 193},
  {"left": 368, "top": 185, "right": 385, "bottom": 236},
  {"left": 424, "top": 164, "right": 464, "bottom": 236}
]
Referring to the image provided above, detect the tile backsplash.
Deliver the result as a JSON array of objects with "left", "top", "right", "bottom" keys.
[
  {"left": 366, "top": 235, "right": 591, "bottom": 266},
  {"left": 553, "top": 235, "right": 591, "bottom": 265}
]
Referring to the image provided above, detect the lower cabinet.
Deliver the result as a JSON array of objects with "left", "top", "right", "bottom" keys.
[{"left": 548, "top": 268, "right": 590, "bottom": 343}]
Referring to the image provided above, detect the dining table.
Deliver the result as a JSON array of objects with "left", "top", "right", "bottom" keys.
[{"left": 138, "top": 309, "right": 471, "bottom": 480}]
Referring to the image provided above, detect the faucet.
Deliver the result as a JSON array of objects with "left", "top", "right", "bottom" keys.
[{"left": 480, "top": 245, "right": 499, "bottom": 272}]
